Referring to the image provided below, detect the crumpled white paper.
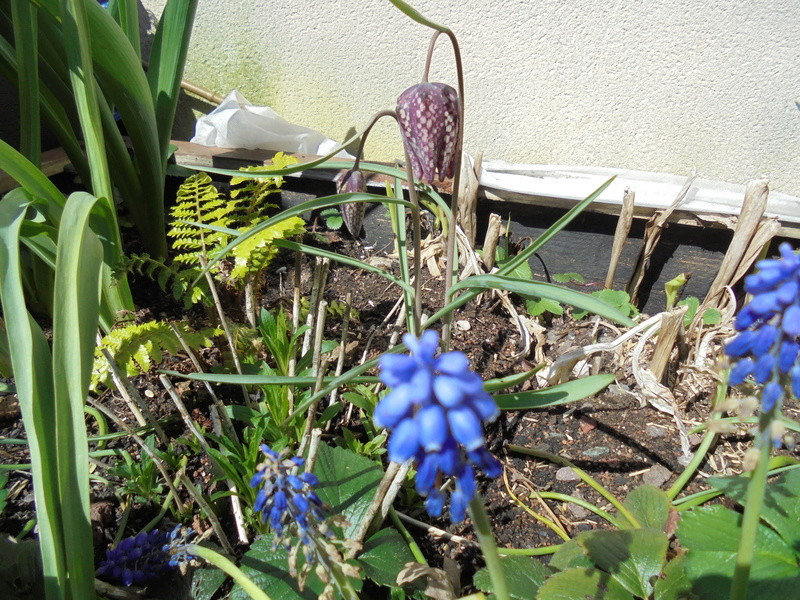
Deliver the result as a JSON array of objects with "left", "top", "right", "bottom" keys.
[{"left": 191, "top": 90, "right": 350, "bottom": 157}]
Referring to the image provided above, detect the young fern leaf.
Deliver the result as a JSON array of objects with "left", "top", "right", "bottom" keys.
[
  {"left": 167, "top": 172, "right": 233, "bottom": 267},
  {"left": 91, "top": 321, "right": 222, "bottom": 391},
  {"left": 124, "top": 253, "right": 207, "bottom": 308}
]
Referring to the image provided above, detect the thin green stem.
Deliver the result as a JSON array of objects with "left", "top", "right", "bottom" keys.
[
  {"left": 536, "top": 492, "right": 621, "bottom": 528},
  {"left": 668, "top": 376, "right": 727, "bottom": 500},
  {"left": 507, "top": 444, "right": 641, "bottom": 528},
  {"left": 390, "top": 506, "right": 428, "bottom": 565},
  {"left": 84, "top": 405, "right": 109, "bottom": 451},
  {"left": 186, "top": 544, "right": 272, "bottom": 600},
  {"left": 729, "top": 434, "right": 772, "bottom": 600},
  {"left": 469, "top": 495, "right": 509, "bottom": 600},
  {"left": 497, "top": 544, "right": 563, "bottom": 556}
]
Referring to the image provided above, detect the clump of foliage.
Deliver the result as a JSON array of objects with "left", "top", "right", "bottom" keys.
[
  {"left": 91, "top": 321, "right": 221, "bottom": 391},
  {"left": 126, "top": 153, "right": 305, "bottom": 308}
]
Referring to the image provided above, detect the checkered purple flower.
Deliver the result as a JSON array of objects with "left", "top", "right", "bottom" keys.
[
  {"left": 375, "top": 330, "right": 501, "bottom": 522},
  {"left": 396, "top": 83, "right": 459, "bottom": 184},
  {"left": 336, "top": 168, "right": 367, "bottom": 237},
  {"left": 725, "top": 243, "right": 800, "bottom": 435}
]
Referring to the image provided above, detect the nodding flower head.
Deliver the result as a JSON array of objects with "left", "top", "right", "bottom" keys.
[
  {"left": 725, "top": 242, "right": 800, "bottom": 443},
  {"left": 396, "top": 82, "right": 459, "bottom": 184},
  {"left": 336, "top": 168, "right": 367, "bottom": 237},
  {"left": 96, "top": 526, "right": 194, "bottom": 586},
  {"left": 375, "top": 330, "right": 501, "bottom": 522}
]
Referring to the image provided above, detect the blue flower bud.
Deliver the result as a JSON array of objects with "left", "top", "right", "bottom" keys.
[
  {"left": 762, "top": 381, "right": 783, "bottom": 412},
  {"left": 729, "top": 357, "right": 754, "bottom": 385},
  {"left": 447, "top": 405, "right": 485, "bottom": 451}
]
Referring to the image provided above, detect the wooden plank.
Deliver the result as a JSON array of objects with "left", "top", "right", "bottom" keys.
[{"left": 0, "top": 146, "right": 71, "bottom": 194}]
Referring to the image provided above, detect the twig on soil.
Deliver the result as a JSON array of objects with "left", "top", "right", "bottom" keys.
[
  {"left": 100, "top": 347, "right": 167, "bottom": 444},
  {"left": 85, "top": 398, "right": 186, "bottom": 515},
  {"left": 394, "top": 510, "right": 479, "bottom": 547},
  {"left": 198, "top": 256, "right": 252, "bottom": 409},
  {"left": 169, "top": 322, "right": 238, "bottom": 442},
  {"left": 326, "top": 292, "right": 353, "bottom": 419},
  {"left": 159, "top": 374, "right": 249, "bottom": 545}
]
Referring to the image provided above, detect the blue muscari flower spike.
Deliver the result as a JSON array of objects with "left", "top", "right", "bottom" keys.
[
  {"left": 375, "top": 330, "right": 502, "bottom": 522},
  {"left": 250, "top": 445, "right": 330, "bottom": 561},
  {"left": 96, "top": 526, "right": 195, "bottom": 586},
  {"left": 725, "top": 242, "right": 800, "bottom": 445}
]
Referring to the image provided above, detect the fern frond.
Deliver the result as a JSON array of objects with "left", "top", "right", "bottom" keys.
[
  {"left": 229, "top": 153, "right": 299, "bottom": 223},
  {"left": 92, "top": 321, "right": 222, "bottom": 391},
  {"left": 123, "top": 253, "right": 208, "bottom": 308},
  {"left": 167, "top": 172, "right": 234, "bottom": 265},
  {"left": 230, "top": 217, "right": 306, "bottom": 281}
]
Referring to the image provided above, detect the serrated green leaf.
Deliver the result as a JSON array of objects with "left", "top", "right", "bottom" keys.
[
  {"left": 536, "top": 567, "right": 634, "bottom": 600},
  {"left": 549, "top": 539, "right": 594, "bottom": 571},
  {"left": 552, "top": 272, "right": 586, "bottom": 284},
  {"left": 526, "top": 296, "right": 563, "bottom": 317},
  {"left": 573, "top": 288, "right": 638, "bottom": 321},
  {"left": 677, "top": 505, "right": 800, "bottom": 599},
  {"left": 578, "top": 528, "right": 668, "bottom": 598},
  {"left": 654, "top": 555, "right": 693, "bottom": 600},
  {"left": 474, "top": 555, "right": 550, "bottom": 600},
  {"left": 313, "top": 444, "right": 383, "bottom": 538},
  {"left": 702, "top": 308, "right": 721, "bottom": 326},
  {"left": 495, "top": 374, "right": 615, "bottom": 410},
  {"left": 623, "top": 485, "right": 671, "bottom": 531},
  {"left": 676, "top": 297, "right": 700, "bottom": 327},
  {"left": 358, "top": 528, "right": 415, "bottom": 587},
  {"left": 190, "top": 567, "right": 227, "bottom": 600},
  {"left": 708, "top": 469, "right": 800, "bottom": 554},
  {"left": 232, "top": 535, "right": 322, "bottom": 600}
]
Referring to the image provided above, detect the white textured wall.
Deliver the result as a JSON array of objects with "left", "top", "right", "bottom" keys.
[{"left": 143, "top": 0, "right": 800, "bottom": 196}]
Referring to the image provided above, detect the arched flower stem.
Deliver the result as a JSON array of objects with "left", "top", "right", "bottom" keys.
[
  {"left": 347, "top": 109, "right": 423, "bottom": 332},
  {"left": 421, "top": 31, "right": 442, "bottom": 82},
  {"left": 351, "top": 109, "right": 396, "bottom": 172},
  {"left": 426, "top": 29, "right": 465, "bottom": 348}
]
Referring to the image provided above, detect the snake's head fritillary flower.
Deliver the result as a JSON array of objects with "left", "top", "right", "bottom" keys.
[
  {"left": 336, "top": 168, "right": 367, "bottom": 237},
  {"left": 96, "top": 526, "right": 194, "bottom": 586},
  {"left": 396, "top": 83, "right": 459, "bottom": 184},
  {"left": 375, "top": 330, "right": 501, "bottom": 522},
  {"left": 725, "top": 242, "right": 800, "bottom": 446}
]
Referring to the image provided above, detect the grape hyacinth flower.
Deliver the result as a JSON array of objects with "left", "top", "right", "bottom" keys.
[
  {"left": 336, "top": 168, "right": 367, "bottom": 237},
  {"left": 250, "top": 444, "right": 358, "bottom": 591},
  {"left": 375, "top": 330, "right": 501, "bottom": 522},
  {"left": 396, "top": 83, "right": 459, "bottom": 184},
  {"left": 96, "top": 526, "right": 194, "bottom": 586},
  {"left": 725, "top": 242, "right": 800, "bottom": 444}
]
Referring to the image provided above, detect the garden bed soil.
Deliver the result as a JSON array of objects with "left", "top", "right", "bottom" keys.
[{"left": 1, "top": 188, "right": 796, "bottom": 598}]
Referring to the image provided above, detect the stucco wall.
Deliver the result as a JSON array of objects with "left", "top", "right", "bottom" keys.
[{"left": 143, "top": 0, "right": 800, "bottom": 196}]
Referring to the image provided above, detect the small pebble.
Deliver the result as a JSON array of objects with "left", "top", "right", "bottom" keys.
[
  {"left": 144, "top": 389, "right": 155, "bottom": 398},
  {"left": 642, "top": 464, "right": 672, "bottom": 488},
  {"left": 455, "top": 320, "right": 471, "bottom": 331},
  {"left": 646, "top": 425, "right": 666, "bottom": 438},
  {"left": 555, "top": 467, "right": 581, "bottom": 482},
  {"left": 582, "top": 446, "right": 609, "bottom": 458},
  {"left": 567, "top": 502, "right": 591, "bottom": 519}
]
